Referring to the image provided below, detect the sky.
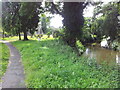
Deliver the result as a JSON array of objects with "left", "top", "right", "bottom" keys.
[
  {"left": 0, "top": 0, "right": 116, "bottom": 28},
  {"left": 50, "top": 5, "right": 94, "bottom": 28},
  {"left": 50, "top": 14, "right": 63, "bottom": 28},
  {"left": 50, "top": 0, "right": 115, "bottom": 28}
]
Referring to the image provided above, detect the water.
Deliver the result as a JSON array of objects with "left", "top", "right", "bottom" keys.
[{"left": 83, "top": 46, "right": 120, "bottom": 65}]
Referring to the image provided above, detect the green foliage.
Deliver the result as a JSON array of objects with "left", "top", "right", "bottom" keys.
[
  {"left": 53, "top": 31, "right": 61, "bottom": 38},
  {"left": 76, "top": 40, "right": 85, "bottom": 53},
  {"left": 82, "top": 16, "right": 105, "bottom": 43},
  {"left": 91, "top": 2, "right": 119, "bottom": 42},
  {"left": 92, "top": 16, "right": 105, "bottom": 40},
  {"left": 2, "top": 2, "right": 21, "bottom": 37},
  {"left": 46, "top": 32, "right": 51, "bottom": 36},
  {"left": 102, "top": 4, "right": 119, "bottom": 40},
  {"left": 2, "top": 2, "right": 42, "bottom": 40},
  {"left": 47, "top": 28, "right": 64, "bottom": 39},
  {"left": 0, "top": 43, "right": 9, "bottom": 80},
  {"left": 40, "top": 13, "right": 51, "bottom": 34},
  {"left": 82, "top": 17, "right": 93, "bottom": 43},
  {"left": 19, "top": 2, "right": 42, "bottom": 40},
  {"left": 110, "top": 39, "right": 120, "bottom": 51},
  {"left": 12, "top": 39, "right": 118, "bottom": 88}
]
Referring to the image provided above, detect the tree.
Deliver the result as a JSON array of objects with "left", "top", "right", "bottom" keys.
[
  {"left": 19, "top": 2, "right": 42, "bottom": 40},
  {"left": 10, "top": 2, "right": 21, "bottom": 40},
  {"left": 2, "top": 2, "right": 42, "bottom": 40},
  {"left": 93, "top": 2, "right": 119, "bottom": 41},
  {"left": 2, "top": 2, "right": 15, "bottom": 38},
  {"left": 103, "top": 4, "right": 119, "bottom": 41},
  {"left": 63, "top": 2, "right": 85, "bottom": 47},
  {"left": 45, "top": 2, "right": 88, "bottom": 46}
]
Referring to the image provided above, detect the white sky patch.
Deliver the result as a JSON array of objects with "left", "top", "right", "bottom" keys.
[
  {"left": 83, "top": 5, "right": 94, "bottom": 17},
  {"left": 50, "top": 6, "right": 94, "bottom": 28},
  {"left": 50, "top": 14, "right": 63, "bottom": 28},
  {"left": 46, "top": 0, "right": 116, "bottom": 28}
]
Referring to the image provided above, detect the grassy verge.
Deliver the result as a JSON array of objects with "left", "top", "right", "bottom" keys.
[
  {"left": 0, "top": 43, "right": 10, "bottom": 80},
  {"left": 12, "top": 38, "right": 118, "bottom": 88}
]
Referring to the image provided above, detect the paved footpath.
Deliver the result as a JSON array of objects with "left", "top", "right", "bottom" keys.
[{"left": 0, "top": 40, "right": 26, "bottom": 88}]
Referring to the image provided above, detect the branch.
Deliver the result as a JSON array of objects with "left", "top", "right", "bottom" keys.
[
  {"left": 83, "top": 2, "right": 89, "bottom": 9},
  {"left": 51, "top": 2, "right": 63, "bottom": 16}
]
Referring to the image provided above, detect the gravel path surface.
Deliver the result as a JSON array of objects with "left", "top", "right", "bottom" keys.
[{"left": 1, "top": 40, "right": 26, "bottom": 88}]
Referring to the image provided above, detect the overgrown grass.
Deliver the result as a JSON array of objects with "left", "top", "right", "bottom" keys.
[
  {"left": 0, "top": 43, "right": 10, "bottom": 80},
  {"left": 12, "top": 39, "right": 118, "bottom": 88}
]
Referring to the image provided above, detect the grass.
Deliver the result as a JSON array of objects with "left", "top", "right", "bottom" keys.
[
  {"left": 0, "top": 36, "right": 25, "bottom": 42},
  {"left": 11, "top": 38, "right": 118, "bottom": 88},
  {"left": 0, "top": 35, "right": 54, "bottom": 42},
  {"left": 0, "top": 28, "right": 2, "bottom": 32},
  {"left": 0, "top": 43, "right": 10, "bottom": 80}
]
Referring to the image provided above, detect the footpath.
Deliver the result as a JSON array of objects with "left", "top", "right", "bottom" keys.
[{"left": 0, "top": 40, "right": 26, "bottom": 88}]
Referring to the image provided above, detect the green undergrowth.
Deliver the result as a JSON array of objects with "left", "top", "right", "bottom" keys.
[
  {"left": 0, "top": 43, "right": 10, "bottom": 80},
  {"left": 12, "top": 39, "right": 118, "bottom": 88}
]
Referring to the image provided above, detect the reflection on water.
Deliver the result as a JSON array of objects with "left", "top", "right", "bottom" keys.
[
  {"left": 83, "top": 46, "right": 120, "bottom": 65},
  {"left": 116, "top": 54, "right": 120, "bottom": 64}
]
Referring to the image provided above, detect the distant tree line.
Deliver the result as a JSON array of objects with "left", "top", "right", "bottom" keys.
[{"left": 2, "top": 2, "right": 42, "bottom": 40}]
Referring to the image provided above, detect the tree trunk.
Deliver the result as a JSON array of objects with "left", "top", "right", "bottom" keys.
[
  {"left": 63, "top": 2, "right": 84, "bottom": 47},
  {"left": 18, "top": 31, "right": 21, "bottom": 40},
  {"left": 18, "top": 16, "right": 21, "bottom": 40},
  {"left": 2, "top": 29, "right": 5, "bottom": 39},
  {"left": 23, "top": 30, "right": 28, "bottom": 40}
]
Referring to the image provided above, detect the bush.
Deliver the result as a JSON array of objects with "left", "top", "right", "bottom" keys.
[
  {"left": 110, "top": 39, "right": 120, "bottom": 51},
  {"left": 53, "top": 31, "right": 64, "bottom": 39},
  {"left": 76, "top": 40, "right": 85, "bottom": 53}
]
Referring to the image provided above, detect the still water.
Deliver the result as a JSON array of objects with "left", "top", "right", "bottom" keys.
[{"left": 83, "top": 46, "right": 120, "bottom": 65}]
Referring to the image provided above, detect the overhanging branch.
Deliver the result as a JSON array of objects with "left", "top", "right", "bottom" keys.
[{"left": 51, "top": 2, "right": 63, "bottom": 16}]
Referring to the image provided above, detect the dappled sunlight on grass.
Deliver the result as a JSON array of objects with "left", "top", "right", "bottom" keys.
[
  {"left": 0, "top": 36, "right": 23, "bottom": 42},
  {"left": 0, "top": 35, "right": 54, "bottom": 42},
  {"left": 40, "top": 46, "right": 49, "bottom": 50}
]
